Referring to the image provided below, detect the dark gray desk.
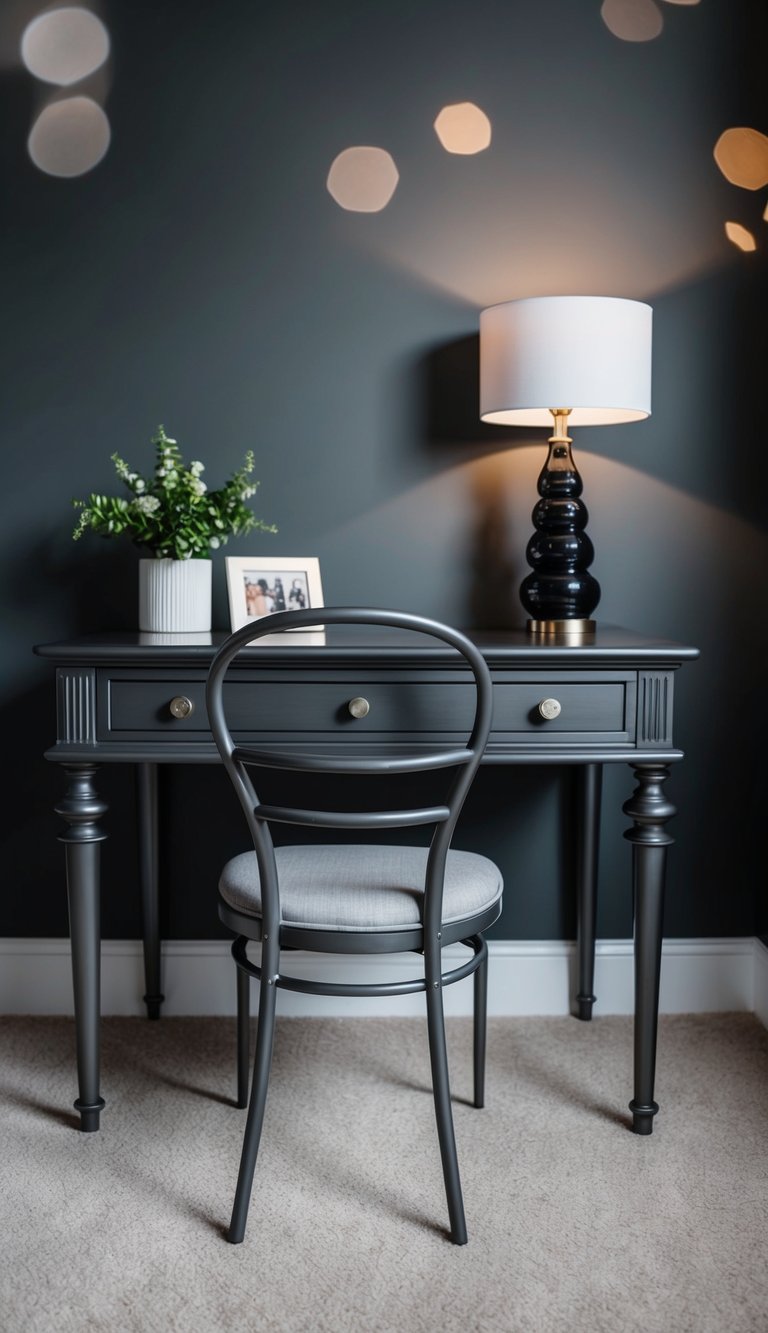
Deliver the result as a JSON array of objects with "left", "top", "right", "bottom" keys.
[{"left": 35, "top": 625, "right": 698, "bottom": 1135}]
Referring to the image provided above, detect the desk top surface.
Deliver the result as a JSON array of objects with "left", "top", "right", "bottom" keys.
[{"left": 34, "top": 625, "right": 699, "bottom": 670}]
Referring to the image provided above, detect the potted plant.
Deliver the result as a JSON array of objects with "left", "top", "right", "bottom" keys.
[{"left": 72, "top": 425, "right": 276, "bottom": 631}]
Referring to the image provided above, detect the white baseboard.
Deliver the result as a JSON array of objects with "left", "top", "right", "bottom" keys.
[
  {"left": 0, "top": 937, "right": 761, "bottom": 1021},
  {"left": 753, "top": 939, "right": 768, "bottom": 1028}
]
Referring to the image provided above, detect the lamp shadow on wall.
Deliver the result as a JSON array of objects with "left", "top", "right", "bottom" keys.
[
  {"left": 416, "top": 332, "right": 534, "bottom": 631},
  {"left": 413, "top": 334, "right": 589, "bottom": 935}
]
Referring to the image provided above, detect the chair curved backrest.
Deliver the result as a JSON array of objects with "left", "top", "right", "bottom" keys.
[
  {"left": 206, "top": 607, "right": 500, "bottom": 1247},
  {"left": 206, "top": 607, "right": 494, "bottom": 943}
]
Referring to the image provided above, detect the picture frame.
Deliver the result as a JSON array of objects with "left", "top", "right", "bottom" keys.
[{"left": 225, "top": 556, "right": 324, "bottom": 632}]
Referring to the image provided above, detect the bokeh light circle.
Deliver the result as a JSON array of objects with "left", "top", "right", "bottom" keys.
[
  {"left": 601, "top": 0, "right": 664, "bottom": 42},
  {"left": 434, "top": 103, "right": 492, "bottom": 155},
  {"left": 21, "top": 7, "right": 110, "bottom": 86},
  {"left": 28, "top": 96, "right": 111, "bottom": 177},
  {"left": 327, "top": 147, "right": 399, "bottom": 213},
  {"left": 714, "top": 128, "right": 768, "bottom": 191},
  {"left": 724, "top": 222, "right": 756, "bottom": 253}
]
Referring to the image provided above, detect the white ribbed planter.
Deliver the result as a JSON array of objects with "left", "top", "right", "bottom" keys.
[{"left": 138, "top": 558, "right": 212, "bottom": 632}]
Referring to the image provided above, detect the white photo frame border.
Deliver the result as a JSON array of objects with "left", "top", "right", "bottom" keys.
[{"left": 225, "top": 556, "right": 324, "bottom": 632}]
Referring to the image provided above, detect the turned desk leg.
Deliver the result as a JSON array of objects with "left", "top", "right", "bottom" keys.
[
  {"left": 56, "top": 764, "right": 108, "bottom": 1132},
  {"left": 575, "top": 763, "right": 603, "bottom": 1021},
  {"left": 623, "top": 763, "right": 675, "bottom": 1136},
  {"left": 136, "top": 763, "right": 164, "bottom": 1020}
]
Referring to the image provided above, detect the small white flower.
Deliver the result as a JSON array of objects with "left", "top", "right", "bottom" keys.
[
  {"left": 189, "top": 478, "right": 207, "bottom": 496},
  {"left": 209, "top": 536, "right": 220, "bottom": 549},
  {"left": 190, "top": 460, "right": 205, "bottom": 475},
  {"left": 133, "top": 495, "right": 161, "bottom": 514},
  {"left": 134, "top": 479, "right": 145, "bottom": 492}
]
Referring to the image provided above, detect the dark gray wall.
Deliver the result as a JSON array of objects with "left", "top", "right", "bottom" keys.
[{"left": 1, "top": 0, "right": 766, "bottom": 942}]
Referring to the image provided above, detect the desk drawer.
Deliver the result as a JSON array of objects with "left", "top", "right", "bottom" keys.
[
  {"left": 105, "top": 676, "right": 471, "bottom": 735},
  {"left": 101, "top": 670, "right": 634, "bottom": 745}
]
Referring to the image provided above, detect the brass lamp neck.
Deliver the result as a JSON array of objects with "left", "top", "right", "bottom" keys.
[
  {"left": 549, "top": 408, "right": 572, "bottom": 442},
  {"left": 521, "top": 401, "right": 598, "bottom": 636}
]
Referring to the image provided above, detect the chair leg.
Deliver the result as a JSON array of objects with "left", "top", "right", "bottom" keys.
[
  {"left": 236, "top": 962, "right": 250, "bottom": 1109},
  {"left": 424, "top": 946, "right": 468, "bottom": 1246},
  {"left": 228, "top": 971, "right": 278, "bottom": 1244},
  {"left": 473, "top": 945, "right": 488, "bottom": 1110}
]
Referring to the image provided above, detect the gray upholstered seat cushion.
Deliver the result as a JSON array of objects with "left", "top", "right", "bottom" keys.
[{"left": 219, "top": 844, "right": 503, "bottom": 933}]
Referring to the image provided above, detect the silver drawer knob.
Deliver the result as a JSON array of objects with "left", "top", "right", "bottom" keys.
[
  {"left": 169, "top": 695, "right": 194, "bottom": 719},
  {"left": 348, "top": 696, "right": 370, "bottom": 719},
  {"left": 538, "top": 697, "right": 561, "bottom": 721}
]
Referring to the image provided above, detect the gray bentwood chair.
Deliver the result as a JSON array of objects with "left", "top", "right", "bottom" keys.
[{"left": 206, "top": 608, "right": 503, "bottom": 1246}]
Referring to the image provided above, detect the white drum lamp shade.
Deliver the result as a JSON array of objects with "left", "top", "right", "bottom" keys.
[
  {"left": 478, "top": 295, "right": 653, "bottom": 636},
  {"left": 480, "top": 296, "right": 652, "bottom": 426}
]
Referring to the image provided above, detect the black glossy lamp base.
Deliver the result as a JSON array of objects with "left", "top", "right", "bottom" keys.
[{"left": 519, "top": 412, "right": 601, "bottom": 635}]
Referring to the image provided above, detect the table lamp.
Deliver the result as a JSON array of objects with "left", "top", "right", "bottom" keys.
[{"left": 479, "top": 295, "right": 652, "bottom": 639}]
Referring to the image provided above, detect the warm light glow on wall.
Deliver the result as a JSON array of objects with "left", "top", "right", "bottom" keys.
[
  {"left": 21, "top": 7, "right": 110, "bottom": 86},
  {"left": 600, "top": 0, "right": 663, "bottom": 42},
  {"left": 433, "top": 103, "right": 492, "bottom": 156},
  {"left": 323, "top": 0, "right": 721, "bottom": 299},
  {"left": 326, "top": 147, "right": 399, "bottom": 213},
  {"left": 714, "top": 128, "right": 768, "bottom": 191},
  {"left": 724, "top": 222, "right": 756, "bottom": 253},
  {"left": 28, "top": 96, "right": 110, "bottom": 177}
]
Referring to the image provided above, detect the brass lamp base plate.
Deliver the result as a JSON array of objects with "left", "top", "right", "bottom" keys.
[{"left": 526, "top": 619, "right": 596, "bottom": 643}]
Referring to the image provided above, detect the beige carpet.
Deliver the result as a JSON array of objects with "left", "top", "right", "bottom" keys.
[{"left": 1, "top": 1013, "right": 767, "bottom": 1333}]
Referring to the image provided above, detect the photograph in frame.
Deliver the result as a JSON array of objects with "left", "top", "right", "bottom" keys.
[{"left": 225, "top": 556, "right": 324, "bottom": 632}]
